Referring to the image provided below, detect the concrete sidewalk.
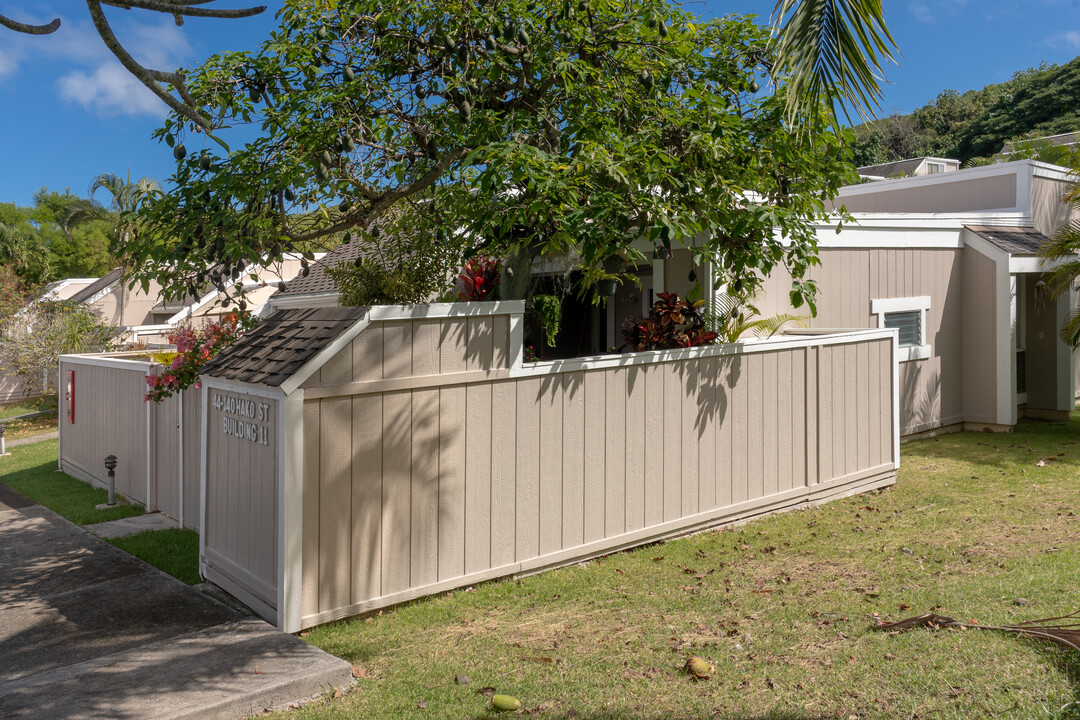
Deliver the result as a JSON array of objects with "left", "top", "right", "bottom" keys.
[{"left": 0, "top": 482, "right": 354, "bottom": 719}]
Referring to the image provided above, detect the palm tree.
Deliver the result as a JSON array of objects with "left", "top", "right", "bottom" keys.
[
  {"left": 770, "top": 0, "right": 900, "bottom": 123},
  {"left": 1036, "top": 179, "right": 1080, "bottom": 345},
  {"left": 60, "top": 172, "right": 160, "bottom": 255}
]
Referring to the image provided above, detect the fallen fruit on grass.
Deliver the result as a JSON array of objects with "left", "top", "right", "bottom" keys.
[
  {"left": 492, "top": 694, "right": 522, "bottom": 712},
  {"left": 684, "top": 656, "right": 714, "bottom": 679}
]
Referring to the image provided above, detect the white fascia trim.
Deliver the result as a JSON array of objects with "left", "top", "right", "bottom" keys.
[
  {"left": 279, "top": 316, "right": 370, "bottom": 396},
  {"left": 169, "top": 284, "right": 238, "bottom": 324},
  {"left": 814, "top": 226, "right": 965, "bottom": 249},
  {"left": 59, "top": 353, "right": 154, "bottom": 370},
  {"left": 871, "top": 296, "right": 931, "bottom": 314},
  {"left": 778, "top": 213, "right": 1030, "bottom": 250},
  {"left": 82, "top": 281, "right": 122, "bottom": 307},
  {"left": 41, "top": 278, "right": 99, "bottom": 300},
  {"left": 510, "top": 328, "right": 897, "bottom": 377},
  {"left": 1031, "top": 162, "right": 1079, "bottom": 182},
  {"left": 127, "top": 324, "right": 175, "bottom": 336},
  {"left": 871, "top": 296, "right": 932, "bottom": 363},
  {"left": 368, "top": 300, "right": 525, "bottom": 321},
  {"left": 279, "top": 389, "right": 304, "bottom": 633},
  {"left": 829, "top": 211, "right": 1030, "bottom": 228},
  {"left": 268, "top": 291, "right": 340, "bottom": 311},
  {"left": 1009, "top": 256, "right": 1071, "bottom": 274}
]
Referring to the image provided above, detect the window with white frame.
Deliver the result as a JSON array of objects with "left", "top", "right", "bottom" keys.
[
  {"left": 925, "top": 161, "right": 946, "bottom": 174},
  {"left": 871, "top": 296, "right": 931, "bottom": 361}
]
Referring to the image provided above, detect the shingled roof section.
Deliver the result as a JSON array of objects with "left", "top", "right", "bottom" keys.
[
  {"left": 200, "top": 306, "right": 370, "bottom": 387},
  {"left": 965, "top": 225, "right": 1050, "bottom": 256},
  {"left": 69, "top": 267, "right": 124, "bottom": 303},
  {"left": 277, "top": 239, "right": 368, "bottom": 296}
]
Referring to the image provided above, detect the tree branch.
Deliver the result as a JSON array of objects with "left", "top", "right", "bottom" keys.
[
  {"left": 288, "top": 147, "right": 472, "bottom": 243},
  {"left": 0, "top": 13, "right": 60, "bottom": 34},
  {"left": 2, "top": 2, "right": 265, "bottom": 132},
  {"left": 86, "top": 0, "right": 215, "bottom": 129},
  {"left": 101, "top": 0, "right": 265, "bottom": 20}
]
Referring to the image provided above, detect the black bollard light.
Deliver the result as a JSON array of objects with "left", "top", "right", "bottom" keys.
[{"left": 104, "top": 455, "right": 118, "bottom": 506}]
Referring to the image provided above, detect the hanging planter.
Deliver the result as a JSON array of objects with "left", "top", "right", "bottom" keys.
[
  {"left": 533, "top": 294, "right": 561, "bottom": 348},
  {"left": 596, "top": 278, "right": 618, "bottom": 296},
  {"left": 597, "top": 255, "right": 623, "bottom": 296}
]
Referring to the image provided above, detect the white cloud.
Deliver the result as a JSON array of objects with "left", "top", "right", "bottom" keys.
[
  {"left": 58, "top": 63, "right": 169, "bottom": 118},
  {"left": 1045, "top": 29, "right": 1080, "bottom": 50},
  {"left": 55, "top": 16, "right": 191, "bottom": 119}
]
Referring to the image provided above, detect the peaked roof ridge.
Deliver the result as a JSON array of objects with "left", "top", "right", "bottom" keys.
[
  {"left": 68, "top": 267, "right": 124, "bottom": 304},
  {"left": 201, "top": 305, "right": 370, "bottom": 387}
]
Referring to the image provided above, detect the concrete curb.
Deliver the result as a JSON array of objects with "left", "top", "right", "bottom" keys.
[{"left": 0, "top": 620, "right": 355, "bottom": 720}]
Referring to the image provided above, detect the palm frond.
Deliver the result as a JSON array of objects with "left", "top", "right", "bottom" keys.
[
  {"left": 771, "top": 0, "right": 900, "bottom": 123},
  {"left": 879, "top": 610, "right": 1080, "bottom": 653},
  {"left": 750, "top": 312, "right": 809, "bottom": 339}
]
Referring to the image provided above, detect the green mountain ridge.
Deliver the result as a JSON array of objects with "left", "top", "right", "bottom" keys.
[{"left": 851, "top": 55, "right": 1080, "bottom": 167}]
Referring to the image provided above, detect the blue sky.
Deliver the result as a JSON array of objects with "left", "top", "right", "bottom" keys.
[{"left": 0, "top": 1, "right": 1078, "bottom": 207}]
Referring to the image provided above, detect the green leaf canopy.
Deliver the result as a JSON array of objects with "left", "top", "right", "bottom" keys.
[{"left": 132, "top": 0, "right": 857, "bottom": 310}]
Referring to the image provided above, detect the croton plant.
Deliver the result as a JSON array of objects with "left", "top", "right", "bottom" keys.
[{"left": 622, "top": 292, "right": 718, "bottom": 351}]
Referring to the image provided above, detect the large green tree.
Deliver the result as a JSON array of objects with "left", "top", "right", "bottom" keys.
[
  {"left": 0, "top": 191, "right": 114, "bottom": 283},
  {"left": 130, "top": 0, "right": 869, "bottom": 312},
  {"left": 0, "top": 0, "right": 896, "bottom": 133}
]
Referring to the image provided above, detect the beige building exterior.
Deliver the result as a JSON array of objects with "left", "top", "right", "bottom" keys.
[{"left": 757, "top": 160, "right": 1079, "bottom": 436}]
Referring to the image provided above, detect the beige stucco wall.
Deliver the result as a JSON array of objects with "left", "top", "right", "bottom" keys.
[
  {"left": 831, "top": 174, "right": 1017, "bottom": 214},
  {"left": 756, "top": 247, "right": 963, "bottom": 435},
  {"left": 203, "top": 389, "right": 279, "bottom": 620},
  {"left": 89, "top": 279, "right": 165, "bottom": 328},
  {"left": 295, "top": 313, "right": 896, "bottom": 629}
]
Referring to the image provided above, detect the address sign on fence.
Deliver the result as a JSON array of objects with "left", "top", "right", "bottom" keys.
[{"left": 212, "top": 392, "right": 271, "bottom": 446}]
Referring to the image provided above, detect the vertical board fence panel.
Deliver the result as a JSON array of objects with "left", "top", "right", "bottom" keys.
[
  {"left": 295, "top": 315, "right": 898, "bottom": 627},
  {"left": 61, "top": 310, "right": 898, "bottom": 633},
  {"left": 60, "top": 355, "right": 203, "bottom": 528}
]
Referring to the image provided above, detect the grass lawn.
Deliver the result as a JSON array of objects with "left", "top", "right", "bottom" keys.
[
  {"left": 279, "top": 417, "right": 1080, "bottom": 720},
  {"left": 0, "top": 395, "right": 57, "bottom": 420},
  {"left": 107, "top": 528, "right": 201, "bottom": 585},
  {"left": 0, "top": 440, "right": 143, "bottom": 525},
  {"left": 1, "top": 396, "right": 59, "bottom": 440}
]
